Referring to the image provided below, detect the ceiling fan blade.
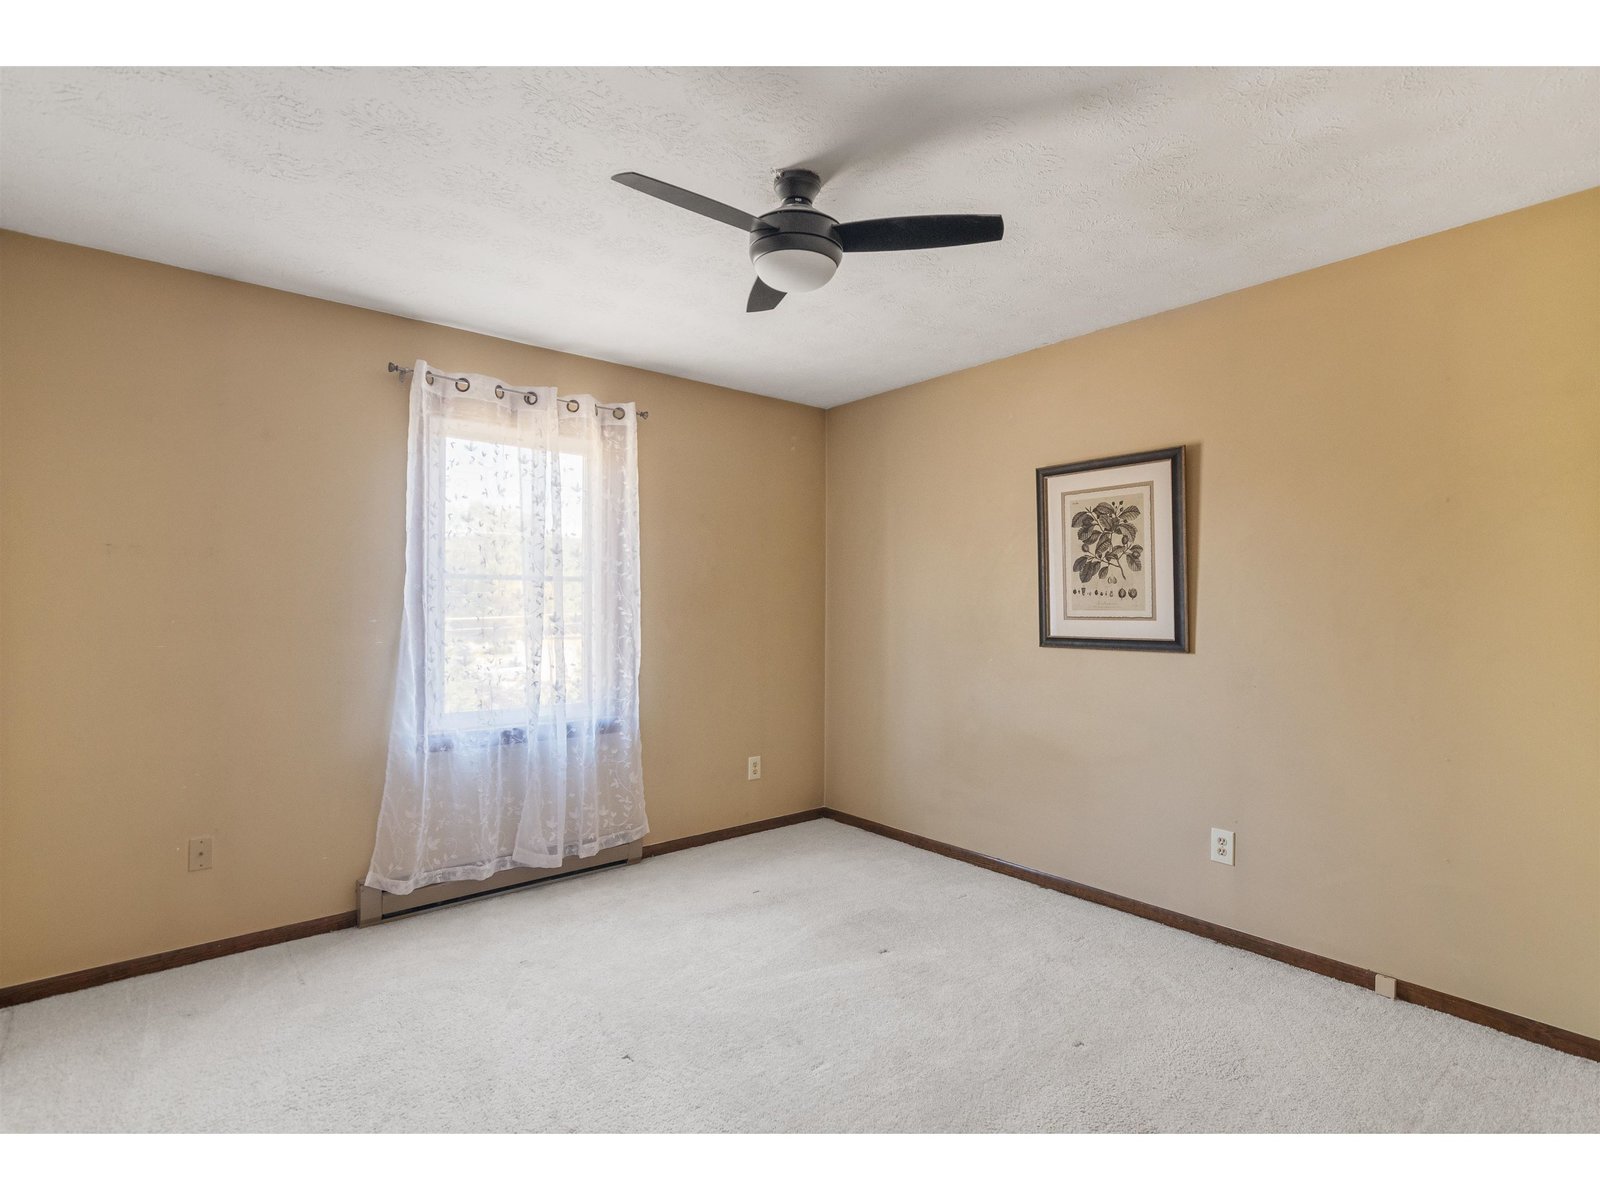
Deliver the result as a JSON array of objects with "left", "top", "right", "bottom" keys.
[
  {"left": 747, "top": 278, "right": 785, "bottom": 313},
  {"left": 612, "top": 172, "right": 765, "bottom": 232},
  {"left": 835, "top": 214, "right": 1004, "bottom": 253}
]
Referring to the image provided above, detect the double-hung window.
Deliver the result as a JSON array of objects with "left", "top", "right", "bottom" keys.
[{"left": 431, "top": 426, "right": 591, "bottom": 744}]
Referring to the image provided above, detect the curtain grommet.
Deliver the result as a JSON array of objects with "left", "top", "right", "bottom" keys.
[
  {"left": 455, "top": 377, "right": 470, "bottom": 392},
  {"left": 613, "top": 407, "right": 624, "bottom": 419},
  {"left": 494, "top": 385, "right": 505, "bottom": 399},
  {"left": 524, "top": 394, "right": 538, "bottom": 405},
  {"left": 425, "top": 371, "right": 434, "bottom": 385},
  {"left": 566, "top": 399, "right": 580, "bottom": 413}
]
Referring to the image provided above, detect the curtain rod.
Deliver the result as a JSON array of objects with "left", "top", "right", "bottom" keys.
[{"left": 387, "top": 362, "right": 648, "bottom": 419}]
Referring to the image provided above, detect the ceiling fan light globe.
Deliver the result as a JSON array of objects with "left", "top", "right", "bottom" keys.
[{"left": 752, "top": 247, "right": 839, "bottom": 294}]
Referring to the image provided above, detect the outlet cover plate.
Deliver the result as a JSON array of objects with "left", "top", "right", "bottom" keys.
[
  {"left": 1210, "top": 828, "right": 1234, "bottom": 866},
  {"left": 747, "top": 756, "right": 761, "bottom": 781},
  {"left": 188, "top": 836, "right": 213, "bottom": 872}
]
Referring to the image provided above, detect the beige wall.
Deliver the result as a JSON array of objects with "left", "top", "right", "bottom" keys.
[
  {"left": 0, "top": 232, "right": 825, "bottom": 987},
  {"left": 825, "top": 190, "right": 1600, "bottom": 1038}
]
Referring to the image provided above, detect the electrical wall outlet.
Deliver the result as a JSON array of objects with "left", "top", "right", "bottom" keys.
[
  {"left": 188, "top": 836, "right": 214, "bottom": 872},
  {"left": 1210, "top": 828, "right": 1234, "bottom": 866},
  {"left": 747, "top": 756, "right": 762, "bottom": 781}
]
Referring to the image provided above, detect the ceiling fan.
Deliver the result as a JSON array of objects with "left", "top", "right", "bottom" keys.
[{"left": 611, "top": 168, "right": 1004, "bottom": 312}]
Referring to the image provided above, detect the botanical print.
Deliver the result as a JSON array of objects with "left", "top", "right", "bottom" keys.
[
  {"left": 1038, "top": 445, "right": 1187, "bottom": 652},
  {"left": 1063, "top": 482, "right": 1155, "bottom": 620}
]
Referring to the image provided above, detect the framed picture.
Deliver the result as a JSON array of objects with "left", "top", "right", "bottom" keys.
[{"left": 1037, "top": 445, "right": 1188, "bottom": 652}]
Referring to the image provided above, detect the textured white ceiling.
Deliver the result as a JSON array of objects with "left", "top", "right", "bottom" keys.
[{"left": 2, "top": 67, "right": 1597, "bottom": 407}]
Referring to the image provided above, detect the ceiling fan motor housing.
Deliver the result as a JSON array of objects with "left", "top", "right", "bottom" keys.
[{"left": 749, "top": 169, "right": 843, "bottom": 293}]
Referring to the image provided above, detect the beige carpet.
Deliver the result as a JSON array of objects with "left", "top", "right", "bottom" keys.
[{"left": 3, "top": 819, "right": 1597, "bottom": 1132}]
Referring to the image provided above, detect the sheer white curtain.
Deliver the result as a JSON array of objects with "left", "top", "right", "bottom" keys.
[{"left": 366, "top": 360, "right": 646, "bottom": 895}]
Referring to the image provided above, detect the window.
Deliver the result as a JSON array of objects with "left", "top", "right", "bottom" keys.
[{"left": 431, "top": 430, "right": 591, "bottom": 735}]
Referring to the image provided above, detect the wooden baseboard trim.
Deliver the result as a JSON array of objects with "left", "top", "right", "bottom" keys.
[
  {"left": 0, "top": 911, "right": 357, "bottom": 1010},
  {"left": 9, "top": 807, "right": 1594, "bottom": 1064},
  {"left": 642, "top": 807, "right": 825, "bottom": 858},
  {"left": 1393, "top": 979, "right": 1600, "bottom": 1063},
  {"left": 822, "top": 809, "right": 1371, "bottom": 987},
  {"left": 822, "top": 808, "right": 1600, "bottom": 1064},
  {"left": 0, "top": 811, "right": 823, "bottom": 1010}
]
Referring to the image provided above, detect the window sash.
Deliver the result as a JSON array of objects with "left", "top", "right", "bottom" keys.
[{"left": 424, "top": 419, "right": 595, "bottom": 736}]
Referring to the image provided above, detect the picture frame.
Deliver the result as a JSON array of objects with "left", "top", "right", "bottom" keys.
[{"left": 1037, "top": 445, "right": 1188, "bottom": 652}]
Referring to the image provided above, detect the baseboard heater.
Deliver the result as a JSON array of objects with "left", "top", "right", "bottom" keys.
[{"left": 356, "top": 839, "right": 644, "bottom": 927}]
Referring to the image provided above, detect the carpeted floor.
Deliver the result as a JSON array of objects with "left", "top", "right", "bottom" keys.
[{"left": 3, "top": 819, "right": 1598, "bottom": 1132}]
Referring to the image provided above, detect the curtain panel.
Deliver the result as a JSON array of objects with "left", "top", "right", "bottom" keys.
[{"left": 366, "top": 361, "right": 646, "bottom": 894}]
